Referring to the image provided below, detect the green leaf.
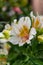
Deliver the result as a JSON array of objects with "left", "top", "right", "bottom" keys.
[{"left": 33, "top": 59, "right": 43, "bottom": 65}]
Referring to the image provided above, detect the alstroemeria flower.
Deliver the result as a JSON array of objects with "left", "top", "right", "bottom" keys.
[
  {"left": 0, "top": 24, "right": 11, "bottom": 57},
  {"left": 32, "top": 17, "right": 40, "bottom": 28},
  {"left": 9, "top": 17, "right": 36, "bottom": 46},
  {"left": 32, "top": 16, "right": 43, "bottom": 29},
  {"left": 30, "top": 12, "right": 43, "bottom": 29},
  {"left": 0, "top": 24, "right": 11, "bottom": 43}
]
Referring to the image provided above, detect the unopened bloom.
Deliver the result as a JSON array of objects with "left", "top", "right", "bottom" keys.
[{"left": 38, "top": 35, "right": 43, "bottom": 42}]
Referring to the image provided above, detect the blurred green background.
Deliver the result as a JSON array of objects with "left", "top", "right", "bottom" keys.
[
  {"left": 0, "top": 0, "right": 32, "bottom": 21},
  {"left": 0, "top": 0, "right": 32, "bottom": 31}
]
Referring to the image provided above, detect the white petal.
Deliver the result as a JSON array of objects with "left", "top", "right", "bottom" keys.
[
  {"left": 11, "top": 23, "right": 20, "bottom": 34},
  {"left": 10, "top": 29, "right": 16, "bottom": 35},
  {"left": 0, "top": 33, "right": 4, "bottom": 37},
  {"left": 29, "top": 28, "right": 36, "bottom": 40},
  {"left": 9, "top": 38, "right": 18, "bottom": 45},
  {"left": 5, "top": 24, "right": 10, "bottom": 30},
  {"left": 30, "top": 11, "right": 35, "bottom": 19},
  {"left": 18, "top": 23, "right": 23, "bottom": 29},
  {"left": 18, "top": 17, "right": 24, "bottom": 29},
  {"left": 9, "top": 36, "right": 20, "bottom": 45},
  {"left": 19, "top": 42, "right": 25, "bottom": 46},
  {"left": 14, "top": 26, "right": 20, "bottom": 34},
  {"left": 0, "top": 39, "right": 7, "bottom": 43},
  {"left": 24, "top": 17, "right": 31, "bottom": 29},
  {"left": 18, "top": 17, "right": 31, "bottom": 29},
  {"left": 39, "top": 16, "right": 43, "bottom": 28},
  {"left": 30, "top": 28, "right": 36, "bottom": 35},
  {"left": 26, "top": 40, "right": 31, "bottom": 44},
  {"left": 39, "top": 16, "right": 43, "bottom": 21},
  {"left": 19, "top": 17, "right": 24, "bottom": 25},
  {"left": 14, "top": 19, "right": 17, "bottom": 24},
  {"left": 11, "top": 19, "right": 17, "bottom": 28},
  {"left": 29, "top": 35, "right": 34, "bottom": 40}
]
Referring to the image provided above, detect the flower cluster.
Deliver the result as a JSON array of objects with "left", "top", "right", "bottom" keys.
[
  {"left": 1, "top": 12, "right": 43, "bottom": 46},
  {"left": 0, "top": 12, "right": 43, "bottom": 65}
]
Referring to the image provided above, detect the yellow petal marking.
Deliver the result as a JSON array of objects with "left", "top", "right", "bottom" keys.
[
  {"left": 19, "top": 25, "right": 29, "bottom": 42},
  {"left": 33, "top": 19, "right": 40, "bottom": 28}
]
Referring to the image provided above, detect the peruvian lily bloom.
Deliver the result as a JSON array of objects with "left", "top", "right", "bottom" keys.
[
  {"left": 30, "top": 12, "right": 43, "bottom": 29},
  {"left": 9, "top": 17, "right": 36, "bottom": 46},
  {"left": 0, "top": 24, "right": 11, "bottom": 56},
  {"left": 0, "top": 24, "right": 11, "bottom": 43},
  {"left": 32, "top": 16, "right": 43, "bottom": 29},
  {"left": 32, "top": 17, "right": 40, "bottom": 28}
]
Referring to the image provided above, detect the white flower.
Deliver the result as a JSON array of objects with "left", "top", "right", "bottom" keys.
[
  {"left": 30, "top": 12, "right": 43, "bottom": 29},
  {"left": 0, "top": 24, "right": 11, "bottom": 43},
  {"left": 9, "top": 17, "right": 36, "bottom": 46},
  {"left": 32, "top": 16, "right": 43, "bottom": 29}
]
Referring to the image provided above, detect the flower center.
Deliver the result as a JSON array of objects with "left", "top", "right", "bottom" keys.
[{"left": 19, "top": 26, "right": 29, "bottom": 42}]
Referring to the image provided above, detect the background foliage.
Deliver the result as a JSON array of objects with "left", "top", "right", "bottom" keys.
[{"left": 0, "top": 0, "right": 32, "bottom": 31}]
